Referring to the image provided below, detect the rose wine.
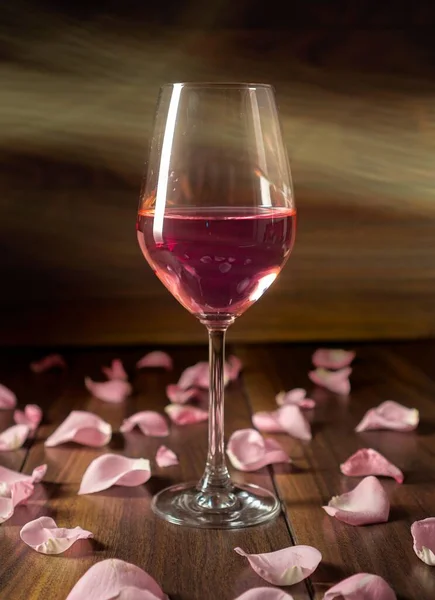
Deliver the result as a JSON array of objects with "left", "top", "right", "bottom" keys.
[{"left": 137, "top": 206, "right": 296, "bottom": 318}]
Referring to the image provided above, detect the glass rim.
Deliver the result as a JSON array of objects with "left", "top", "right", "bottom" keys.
[{"left": 160, "top": 82, "right": 274, "bottom": 90}]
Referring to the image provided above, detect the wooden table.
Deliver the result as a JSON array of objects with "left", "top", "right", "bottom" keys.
[{"left": 0, "top": 341, "right": 434, "bottom": 599}]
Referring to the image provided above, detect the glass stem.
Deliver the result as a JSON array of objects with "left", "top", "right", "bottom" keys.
[{"left": 196, "top": 326, "right": 236, "bottom": 511}]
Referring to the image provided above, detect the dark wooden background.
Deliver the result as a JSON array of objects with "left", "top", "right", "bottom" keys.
[{"left": 1, "top": 1, "right": 435, "bottom": 345}]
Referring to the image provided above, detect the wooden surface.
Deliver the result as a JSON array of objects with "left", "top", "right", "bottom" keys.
[
  {"left": 0, "top": 341, "right": 434, "bottom": 599},
  {"left": 1, "top": 3, "right": 435, "bottom": 344}
]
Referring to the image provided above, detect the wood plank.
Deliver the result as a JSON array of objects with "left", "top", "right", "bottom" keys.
[
  {"left": 0, "top": 346, "right": 309, "bottom": 600},
  {"left": 237, "top": 342, "right": 435, "bottom": 600}
]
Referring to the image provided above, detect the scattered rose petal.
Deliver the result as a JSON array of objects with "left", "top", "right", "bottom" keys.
[
  {"left": 102, "top": 359, "right": 128, "bottom": 381},
  {"left": 78, "top": 454, "right": 151, "bottom": 495},
  {"left": 20, "top": 516, "right": 93, "bottom": 554},
  {"left": 341, "top": 448, "right": 404, "bottom": 483},
  {"left": 0, "top": 463, "right": 46, "bottom": 523},
  {"left": 45, "top": 410, "right": 112, "bottom": 447},
  {"left": 234, "top": 545, "right": 321, "bottom": 586},
  {"left": 164, "top": 404, "right": 208, "bottom": 425},
  {"left": 120, "top": 411, "right": 169, "bottom": 437},
  {"left": 14, "top": 404, "right": 42, "bottom": 432},
  {"left": 30, "top": 353, "right": 66, "bottom": 373},
  {"left": 66, "top": 558, "right": 168, "bottom": 600},
  {"left": 323, "top": 475, "right": 390, "bottom": 526},
  {"left": 177, "top": 362, "right": 210, "bottom": 390},
  {"left": 0, "top": 384, "right": 17, "bottom": 409},
  {"left": 234, "top": 590, "right": 294, "bottom": 600},
  {"left": 226, "top": 355, "right": 243, "bottom": 381},
  {"left": 312, "top": 348, "right": 355, "bottom": 370},
  {"left": 0, "top": 424, "right": 29, "bottom": 450},
  {"left": 227, "top": 429, "right": 290, "bottom": 472},
  {"left": 324, "top": 573, "right": 396, "bottom": 599},
  {"left": 308, "top": 367, "right": 351, "bottom": 395},
  {"left": 155, "top": 445, "right": 179, "bottom": 467},
  {"left": 166, "top": 384, "right": 202, "bottom": 404},
  {"left": 136, "top": 351, "right": 173, "bottom": 370},
  {"left": 411, "top": 518, "right": 435, "bottom": 566},
  {"left": 252, "top": 405, "right": 312, "bottom": 441},
  {"left": 85, "top": 376, "right": 132, "bottom": 403},
  {"left": 355, "top": 401, "right": 419, "bottom": 433},
  {"left": 276, "top": 388, "right": 315, "bottom": 410}
]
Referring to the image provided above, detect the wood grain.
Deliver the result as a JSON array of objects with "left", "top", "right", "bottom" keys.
[
  {"left": 238, "top": 342, "right": 435, "bottom": 600},
  {"left": 1, "top": 7, "right": 435, "bottom": 344},
  {"left": 0, "top": 346, "right": 309, "bottom": 600}
]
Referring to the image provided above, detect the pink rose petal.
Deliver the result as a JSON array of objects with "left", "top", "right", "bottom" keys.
[
  {"left": 45, "top": 410, "right": 112, "bottom": 447},
  {"left": 120, "top": 411, "right": 169, "bottom": 437},
  {"left": 20, "top": 516, "right": 93, "bottom": 554},
  {"left": 308, "top": 367, "right": 351, "bottom": 395},
  {"left": 85, "top": 377, "right": 132, "bottom": 403},
  {"left": 312, "top": 348, "right": 355, "bottom": 370},
  {"left": 234, "top": 590, "right": 294, "bottom": 600},
  {"left": 177, "top": 362, "right": 209, "bottom": 390},
  {"left": 411, "top": 517, "right": 435, "bottom": 566},
  {"left": 102, "top": 359, "right": 128, "bottom": 381},
  {"left": 136, "top": 351, "right": 173, "bottom": 370},
  {"left": 0, "top": 463, "right": 46, "bottom": 523},
  {"left": 0, "top": 424, "right": 29, "bottom": 450},
  {"left": 227, "top": 428, "right": 290, "bottom": 472},
  {"left": 66, "top": 558, "right": 168, "bottom": 600},
  {"left": 252, "top": 405, "right": 312, "bottom": 441},
  {"left": 164, "top": 404, "right": 208, "bottom": 425},
  {"left": 155, "top": 445, "right": 179, "bottom": 467},
  {"left": 0, "top": 384, "right": 17, "bottom": 409},
  {"left": 14, "top": 404, "right": 42, "bottom": 432},
  {"left": 324, "top": 573, "right": 396, "bottom": 599},
  {"left": 340, "top": 448, "right": 404, "bottom": 483},
  {"left": 226, "top": 355, "right": 243, "bottom": 381},
  {"left": 356, "top": 401, "right": 419, "bottom": 433},
  {"left": 323, "top": 475, "right": 390, "bottom": 526},
  {"left": 234, "top": 545, "right": 322, "bottom": 586},
  {"left": 30, "top": 353, "right": 66, "bottom": 373},
  {"left": 78, "top": 454, "right": 151, "bottom": 495},
  {"left": 166, "top": 384, "right": 202, "bottom": 404},
  {"left": 276, "top": 388, "right": 315, "bottom": 410}
]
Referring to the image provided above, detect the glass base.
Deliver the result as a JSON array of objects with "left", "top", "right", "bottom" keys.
[{"left": 151, "top": 481, "right": 281, "bottom": 529}]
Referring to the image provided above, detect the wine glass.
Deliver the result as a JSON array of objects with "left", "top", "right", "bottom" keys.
[{"left": 137, "top": 82, "right": 296, "bottom": 528}]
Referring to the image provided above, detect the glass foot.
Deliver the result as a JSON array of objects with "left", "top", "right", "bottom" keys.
[{"left": 151, "top": 481, "right": 281, "bottom": 529}]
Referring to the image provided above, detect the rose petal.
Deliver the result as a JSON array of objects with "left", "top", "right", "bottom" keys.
[
  {"left": 324, "top": 573, "right": 396, "bottom": 599},
  {"left": 78, "top": 454, "right": 151, "bottom": 495},
  {"left": 14, "top": 404, "right": 43, "bottom": 432},
  {"left": 356, "top": 401, "right": 419, "bottom": 433},
  {"left": 0, "top": 463, "right": 46, "bottom": 486},
  {"left": 85, "top": 377, "right": 132, "bottom": 403},
  {"left": 31, "top": 464, "right": 48, "bottom": 483},
  {"left": 226, "top": 355, "right": 243, "bottom": 381},
  {"left": 102, "top": 359, "right": 128, "bottom": 381},
  {"left": 30, "top": 353, "right": 66, "bottom": 373},
  {"left": 252, "top": 405, "right": 312, "bottom": 441},
  {"left": 0, "top": 480, "right": 34, "bottom": 523},
  {"left": 164, "top": 404, "right": 208, "bottom": 425},
  {"left": 45, "top": 410, "right": 112, "bottom": 447},
  {"left": 234, "top": 590, "right": 294, "bottom": 600},
  {"left": 312, "top": 348, "right": 355, "bottom": 370},
  {"left": 323, "top": 475, "right": 390, "bottom": 526},
  {"left": 166, "top": 384, "right": 202, "bottom": 404},
  {"left": 308, "top": 367, "right": 351, "bottom": 395},
  {"left": 155, "top": 445, "right": 179, "bottom": 468},
  {"left": 227, "top": 429, "right": 290, "bottom": 472},
  {"left": 0, "top": 424, "right": 29, "bottom": 450},
  {"left": 0, "top": 384, "right": 17, "bottom": 409},
  {"left": 120, "top": 412, "right": 169, "bottom": 437},
  {"left": 340, "top": 448, "right": 404, "bottom": 483},
  {"left": 234, "top": 545, "right": 322, "bottom": 586},
  {"left": 177, "top": 362, "right": 210, "bottom": 390},
  {"left": 116, "top": 589, "right": 162, "bottom": 600},
  {"left": 276, "top": 388, "right": 315, "bottom": 410},
  {"left": 411, "top": 517, "right": 435, "bottom": 566},
  {"left": 66, "top": 558, "right": 168, "bottom": 600},
  {"left": 136, "top": 351, "right": 173, "bottom": 370},
  {"left": 20, "top": 516, "right": 93, "bottom": 554}
]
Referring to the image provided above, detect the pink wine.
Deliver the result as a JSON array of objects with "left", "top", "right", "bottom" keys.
[{"left": 137, "top": 207, "right": 296, "bottom": 318}]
